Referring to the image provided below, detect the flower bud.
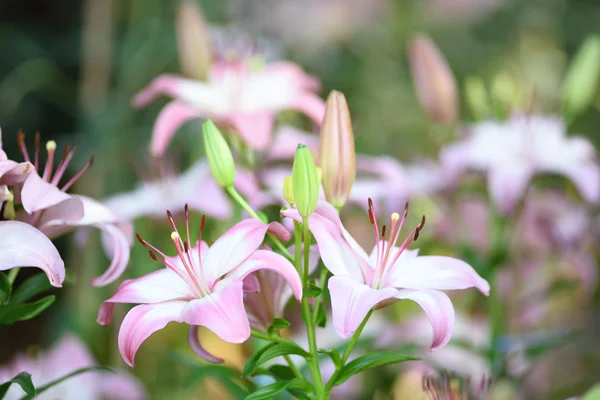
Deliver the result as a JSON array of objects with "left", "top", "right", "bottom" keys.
[
  {"left": 491, "top": 72, "right": 519, "bottom": 114},
  {"left": 203, "top": 120, "right": 236, "bottom": 188},
  {"left": 563, "top": 35, "right": 600, "bottom": 121},
  {"left": 464, "top": 76, "right": 489, "bottom": 120},
  {"left": 292, "top": 144, "right": 319, "bottom": 218},
  {"left": 283, "top": 176, "right": 295, "bottom": 205},
  {"left": 176, "top": 1, "right": 212, "bottom": 81},
  {"left": 408, "top": 35, "right": 459, "bottom": 125},
  {"left": 2, "top": 191, "right": 15, "bottom": 220},
  {"left": 319, "top": 91, "right": 356, "bottom": 209}
]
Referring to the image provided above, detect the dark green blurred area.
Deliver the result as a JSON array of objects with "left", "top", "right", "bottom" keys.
[{"left": 1, "top": 0, "right": 600, "bottom": 398}]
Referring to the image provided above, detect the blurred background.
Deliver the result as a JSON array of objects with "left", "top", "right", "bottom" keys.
[{"left": 1, "top": 0, "right": 600, "bottom": 399}]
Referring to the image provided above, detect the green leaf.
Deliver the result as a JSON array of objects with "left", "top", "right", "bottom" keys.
[
  {"left": 0, "top": 295, "right": 55, "bottom": 325},
  {"left": 318, "top": 348, "right": 341, "bottom": 367},
  {"left": 0, "top": 372, "right": 35, "bottom": 399},
  {"left": 10, "top": 273, "right": 52, "bottom": 304},
  {"left": 315, "top": 302, "right": 327, "bottom": 327},
  {"left": 267, "top": 318, "right": 291, "bottom": 336},
  {"left": 242, "top": 343, "right": 309, "bottom": 378},
  {"left": 0, "top": 273, "right": 11, "bottom": 305},
  {"left": 304, "top": 280, "right": 322, "bottom": 298},
  {"left": 583, "top": 383, "right": 600, "bottom": 400},
  {"left": 332, "top": 351, "right": 418, "bottom": 386},
  {"left": 185, "top": 365, "right": 248, "bottom": 399},
  {"left": 268, "top": 365, "right": 295, "bottom": 381},
  {"left": 18, "top": 367, "right": 111, "bottom": 400},
  {"left": 245, "top": 378, "right": 311, "bottom": 400}
]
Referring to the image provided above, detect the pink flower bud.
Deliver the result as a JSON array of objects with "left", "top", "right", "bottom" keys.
[
  {"left": 408, "top": 35, "right": 459, "bottom": 125},
  {"left": 319, "top": 90, "right": 356, "bottom": 209}
]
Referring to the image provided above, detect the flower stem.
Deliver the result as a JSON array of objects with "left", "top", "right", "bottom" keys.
[
  {"left": 300, "top": 218, "right": 325, "bottom": 399},
  {"left": 312, "top": 268, "right": 329, "bottom": 326},
  {"left": 324, "top": 310, "right": 373, "bottom": 393},
  {"left": 226, "top": 186, "right": 292, "bottom": 260},
  {"left": 7, "top": 268, "right": 20, "bottom": 285}
]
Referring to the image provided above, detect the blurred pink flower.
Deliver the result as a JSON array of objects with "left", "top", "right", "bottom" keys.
[
  {"left": 133, "top": 59, "right": 325, "bottom": 156},
  {"left": 283, "top": 200, "right": 489, "bottom": 348},
  {"left": 441, "top": 114, "right": 600, "bottom": 213},
  {"left": 0, "top": 334, "right": 146, "bottom": 400},
  {"left": 98, "top": 207, "right": 302, "bottom": 367},
  {"left": 11, "top": 133, "right": 133, "bottom": 287}
]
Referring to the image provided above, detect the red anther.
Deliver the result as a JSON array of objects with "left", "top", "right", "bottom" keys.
[
  {"left": 200, "top": 215, "right": 206, "bottom": 231},
  {"left": 135, "top": 233, "right": 147, "bottom": 247},
  {"left": 148, "top": 250, "right": 158, "bottom": 261},
  {"left": 381, "top": 224, "right": 387, "bottom": 240}
]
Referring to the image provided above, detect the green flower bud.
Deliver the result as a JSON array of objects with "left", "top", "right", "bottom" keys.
[
  {"left": 292, "top": 144, "right": 319, "bottom": 218},
  {"left": 203, "top": 120, "right": 236, "bottom": 188},
  {"left": 563, "top": 35, "right": 600, "bottom": 122},
  {"left": 464, "top": 76, "right": 489, "bottom": 121},
  {"left": 283, "top": 176, "right": 295, "bottom": 205},
  {"left": 491, "top": 72, "right": 519, "bottom": 114}
]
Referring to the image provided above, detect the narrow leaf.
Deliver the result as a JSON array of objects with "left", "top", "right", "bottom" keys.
[
  {"left": 0, "top": 372, "right": 35, "bottom": 399},
  {"left": 0, "top": 273, "right": 11, "bottom": 305},
  {"left": 333, "top": 351, "right": 418, "bottom": 386},
  {"left": 315, "top": 302, "right": 327, "bottom": 327},
  {"left": 18, "top": 367, "right": 111, "bottom": 400},
  {"left": 242, "top": 343, "right": 309, "bottom": 378},
  {"left": 10, "top": 273, "right": 52, "bottom": 304},
  {"left": 245, "top": 378, "right": 311, "bottom": 400},
  {"left": 0, "top": 295, "right": 55, "bottom": 325},
  {"left": 318, "top": 348, "right": 341, "bottom": 367}
]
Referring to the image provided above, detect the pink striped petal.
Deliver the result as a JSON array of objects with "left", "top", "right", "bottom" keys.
[
  {"left": 228, "top": 111, "right": 275, "bottom": 150},
  {"left": 21, "top": 172, "right": 83, "bottom": 216},
  {"left": 385, "top": 256, "right": 490, "bottom": 295},
  {"left": 90, "top": 223, "right": 132, "bottom": 286},
  {"left": 150, "top": 101, "right": 205, "bottom": 157},
  {"left": 188, "top": 325, "right": 224, "bottom": 364},
  {"left": 132, "top": 74, "right": 184, "bottom": 108},
  {"left": 227, "top": 249, "right": 302, "bottom": 302},
  {"left": 181, "top": 279, "right": 250, "bottom": 343},
  {"left": 395, "top": 289, "right": 455, "bottom": 351},
  {"left": 202, "top": 219, "right": 290, "bottom": 287},
  {"left": 118, "top": 301, "right": 186, "bottom": 367},
  {"left": 264, "top": 62, "right": 322, "bottom": 92},
  {"left": 0, "top": 221, "right": 65, "bottom": 287},
  {"left": 328, "top": 275, "right": 398, "bottom": 338}
]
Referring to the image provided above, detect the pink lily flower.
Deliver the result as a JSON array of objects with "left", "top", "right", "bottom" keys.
[
  {"left": 97, "top": 206, "right": 302, "bottom": 367},
  {"left": 282, "top": 200, "right": 489, "bottom": 349},
  {"left": 11, "top": 133, "right": 133, "bottom": 286},
  {"left": 133, "top": 58, "right": 325, "bottom": 156},
  {"left": 441, "top": 114, "right": 600, "bottom": 213},
  {"left": 0, "top": 334, "right": 146, "bottom": 400}
]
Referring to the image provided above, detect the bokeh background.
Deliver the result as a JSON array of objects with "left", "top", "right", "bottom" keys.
[{"left": 1, "top": 0, "right": 600, "bottom": 399}]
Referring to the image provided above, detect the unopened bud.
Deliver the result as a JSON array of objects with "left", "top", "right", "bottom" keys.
[
  {"left": 319, "top": 91, "right": 356, "bottom": 209},
  {"left": 176, "top": 1, "right": 212, "bottom": 81},
  {"left": 2, "top": 191, "right": 15, "bottom": 220},
  {"left": 464, "top": 76, "right": 489, "bottom": 120},
  {"left": 491, "top": 72, "right": 519, "bottom": 113},
  {"left": 292, "top": 144, "right": 319, "bottom": 218},
  {"left": 563, "top": 35, "right": 600, "bottom": 121},
  {"left": 203, "top": 120, "right": 236, "bottom": 188},
  {"left": 408, "top": 35, "right": 459, "bottom": 125},
  {"left": 283, "top": 176, "right": 295, "bottom": 205}
]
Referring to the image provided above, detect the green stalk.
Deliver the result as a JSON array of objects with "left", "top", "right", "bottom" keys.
[
  {"left": 312, "top": 268, "right": 329, "bottom": 326},
  {"left": 7, "top": 268, "right": 20, "bottom": 284}
]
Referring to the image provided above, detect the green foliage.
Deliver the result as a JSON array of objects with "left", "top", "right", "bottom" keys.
[
  {"left": 242, "top": 342, "right": 310, "bottom": 378},
  {"left": 0, "top": 372, "right": 35, "bottom": 399},
  {"left": 245, "top": 378, "right": 312, "bottom": 400},
  {"left": 18, "top": 367, "right": 112, "bottom": 400},
  {"left": 0, "top": 273, "right": 11, "bottom": 305},
  {"left": 0, "top": 295, "right": 55, "bottom": 325},
  {"left": 331, "top": 351, "right": 418, "bottom": 387}
]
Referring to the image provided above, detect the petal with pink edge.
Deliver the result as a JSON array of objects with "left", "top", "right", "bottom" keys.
[
  {"left": 395, "top": 289, "right": 455, "bottom": 351},
  {"left": 118, "top": 301, "right": 186, "bottom": 367},
  {"left": 181, "top": 279, "right": 250, "bottom": 344},
  {"left": 150, "top": 101, "right": 206, "bottom": 157},
  {"left": 21, "top": 172, "right": 84, "bottom": 216},
  {"left": 0, "top": 221, "right": 65, "bottom": 287},
  {"left": 385, "top": 256, "right": 490, "bottom": 295},
  {"left": 202, "top": 219, "right": 290, "bottom": 286},
  {"left": 328, "top": 275, "right": 398, "bottom": 339},
  {"left": 188, "top": 325, "right": 224, "bottom": 364},
  {"left": 227, "top": 249, "right": 302, "bottom": 302},
  {"left": 488, "top": 165, "right": 533, "bottom": 214},
  {"left": 289, "top": 92, "right": 326, "bottom": 124},
  {"left": 228, "top": 111, "right": 275, "bottom": 150},
  {"left": 97, "top": 269, "right": 193, "bottom": 325},
  {"left": 90, "top": 223, "right": 131, "bottom": 286},
  {"left": 552, "top": 162, "right": 600, "bottom": 204}
]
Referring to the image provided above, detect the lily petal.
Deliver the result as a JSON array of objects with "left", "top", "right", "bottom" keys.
[
  {"left": 202, "top": 219, "right": 290, "bottom": 286},
  {"left": 90, "top": 223, "right": 132, "bottom": 286},
  {"left": 181, "top": 279, "right": 250, "bottom": 343},
  {"left": 188, "top": 325, "right": 224, "bottom": 364},
  {"left": 328, "top": 275, "right": 398, "bottom": 338},
  {"left": 21, "top": 172, "right": 84, "bottom": 216},
  {"left": 488, "top": 165, "right": 533, "bottom": 214},
  {"left": 385, "top": 256, "right": 490, "bottom": 295},
  {"left": 552, "top": 162, "right": 600, "bottom": 204},
  {"left": 228, "top": 111, "right": 275, "bottom": 150},
  {"left": 395, "top": 289, "right": 455, "bottom": 351},
  {"left": 118, "top": 301, "right": 186, "bottom": 367},
  {"left": 289, "top": 92, "right": 326, "bottom": 124},
  {"left": 150, "top": 101, "right": 206, "bottom": 157},
  {"left": 0, "top": 221, "right": 65, "bottom": 287},
  {"left": 227, "top": 249, "right": 302, "bottom": 301}
]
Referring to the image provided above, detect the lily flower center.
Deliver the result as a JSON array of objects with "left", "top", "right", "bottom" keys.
[
  {"left": 136, "top": 204, "right": 211, "bottom": 297},
  {"left": 367, "top": 198, "right": 426, "bottom": 289},
  {"left": 17, "top": 131, "right": 94, "bottom": 191}
]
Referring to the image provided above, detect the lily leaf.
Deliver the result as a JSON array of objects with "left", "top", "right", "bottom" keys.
[
  {"left": 0, "top": 273, "right": 11, "bottom": 306},
  {"left": 0, "top": 372, "right": 35, "bottom": 399},
  {"left": 332, "top": 351, "right": 418, "bottom": 386},
  {"left": 10, "top": 273, "right": 52, "bottom": 304},
  {"left": 245, "top": 378, "right": 311, "bottom": 400},
  {"left": 242, "top": 343, "right": 309, "bottom": 378},
  {"left": 18, "top": 367, "right": 111, "bottom": 400},
  {"left": 0, "top": 295, "right": 55, "bottom": 325}
]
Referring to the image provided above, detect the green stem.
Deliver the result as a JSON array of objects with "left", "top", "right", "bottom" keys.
[
  {"left": 250, "top": 330, "right": 297, "bottom": 347},
  {"left": 300, "top": 218, "right": 325, "bottom": 399},
  {"left": 226, "top": 186, "right": 293, "bottom": 260},
  {"left": 312, "top": 268, "right": 329, "bottom": 326},
  {"left": 324, "top": 310, "right": 373, "bottom": 393},
  {"left": 7, "top": 268, "right": 20, "bottom": 285},
  {"left": 283, "top": 355, "right": 302, "bottom": 379}
]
